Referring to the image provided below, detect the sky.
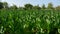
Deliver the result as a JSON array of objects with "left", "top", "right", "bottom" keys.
[{"left": 1, "top": 0, "right": 60, "bottom": 7}]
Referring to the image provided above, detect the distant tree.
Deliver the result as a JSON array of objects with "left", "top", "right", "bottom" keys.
[
  {"left": 42, "top": 4, "right": 46, "bottom": 9},
  {"left": 55, "top": 6, "right": 60, "bottom": 10},
  {"left": 24, "top": 4, "right": 33, "bottom": 10},
  {"left": 33, "top": 5, "right": 41, "bottom": 10},
  {"left": 0, "top": 2, "right": 3, "bottom": 9},
  {"left": 10, "top": 4, "right": 18, "bottom": 9},
  {"left": 47, "top": 3, "right": 53, "bottom": 9},
  {"left": 18, "top": 7, "right": 24, "bottom": 10},
  {"left": 3, "top": 2, "right": 8, "bottom": 9}
]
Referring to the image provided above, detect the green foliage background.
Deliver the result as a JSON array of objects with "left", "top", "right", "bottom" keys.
[{"left": 0, "top": 9, "right": 60, "bottom": 34}]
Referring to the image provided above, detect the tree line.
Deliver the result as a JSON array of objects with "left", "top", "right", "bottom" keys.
[{"left": 0, "top": 2, "right": 60, "bottom": 10}]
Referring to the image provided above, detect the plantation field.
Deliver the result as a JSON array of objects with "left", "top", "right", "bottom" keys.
[{"left": 0, "top": 9, "right": 60, "bottom": 34}]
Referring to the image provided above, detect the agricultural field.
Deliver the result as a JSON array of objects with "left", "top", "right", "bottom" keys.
[{"left": 0, "top": 9, "right": 60, "bottom": 34}]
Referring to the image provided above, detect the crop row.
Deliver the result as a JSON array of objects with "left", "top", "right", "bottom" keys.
[{"left": 0, "top": 10, "right": 60, "bottom": 34}]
